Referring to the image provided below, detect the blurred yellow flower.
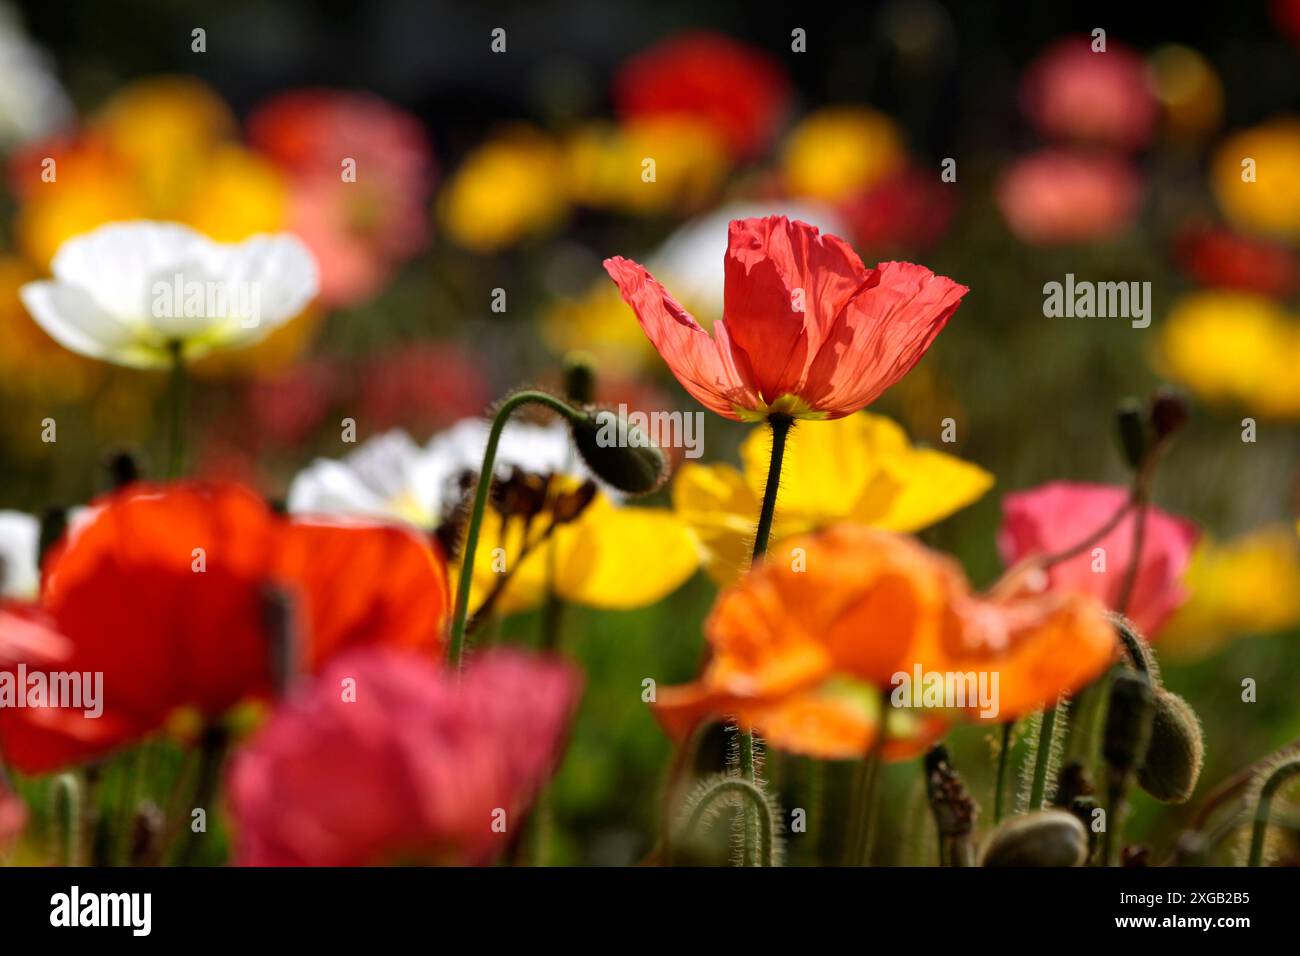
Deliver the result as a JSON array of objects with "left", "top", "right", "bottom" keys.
[
  {"left": 15, "top": 76, "right": 290, "bottom": 268},
  {"left": 1158, "top": 291, "right": 1300, "bottom": 417},
  {"left": 1148, "top": 45, "right": 1223, "bottom": 142},
  {"left": 439, "top": 126, "right": 567, "bottom": 252},
  {"left": 1212, "top": 117, "right": 1300, "bottom": 238},
  {"left": 563, "top": 118, "right": 729, "bottom": 215},
  {"left": 781, "top": 106, "right": 906, "bottom": 202},
  {"left": 467, "top": 481, "right": 700, "bottom": 617},
  {"left": 673, "top": 411, "right": 993, "bottom": 583},
  {"left": 541, "top": 280, "right": 660, "bottom": 375},
  {"left": 1160, "top": 525, "right": 1300, "bottom": 661}
]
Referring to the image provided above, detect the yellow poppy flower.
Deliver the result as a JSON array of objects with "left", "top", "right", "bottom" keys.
[
  {"left": 1160, "top": 525, "right": 1300, "bottom": 661},
  {"left": 1157, "top": 291, "right": 1300, "bottom": 417},
  {"left": 438, "top": 126, "right": 568, "bottom": 252},
  {"left": 673, "top": 412, "right": 993, "bottom": 583},
  {"left": 781, "top": 106, "right": 906, "bottom": 202},
  {"left": 1212, "top": 117, "right": 1300, "bottom": 238},
  {"left": 466, "top": 481, "right": 701, "bottom": 617}
]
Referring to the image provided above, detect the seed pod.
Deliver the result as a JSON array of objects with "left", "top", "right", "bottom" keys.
[
  {"left": 1137, "top": 689, "right": 1204, "bottom": 803},
  {"left": 570, "top": 409, "right": 667, "bottom": 496},
  {"left": 980, "top": 809, "right": 1089, "bottom": 867},
  {"left": 1115, "top": 399, "right": 1148, "bottom": 469}
]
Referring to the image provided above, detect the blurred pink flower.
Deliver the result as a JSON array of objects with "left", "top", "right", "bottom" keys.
[
  {"left": 998, "top": 481, "right": 1199, "bottom": 640},
  {"left": 227, "top": 647, "right": 581, "bottom": 866},
  {"left": 1021, "top": 37, "right": 1157, "bottom": 150},
  {"left": 243, "top": 359, "right": 341, "bottom": 450},
  {"left": 613, "top": 31, "right": 790, "bottom": 161},
  {"left": 248, "top": 90, "right": 436, "bottom": 308},
  {"left": 997, "top": 149, "right": 1141, "bottom": 245}
]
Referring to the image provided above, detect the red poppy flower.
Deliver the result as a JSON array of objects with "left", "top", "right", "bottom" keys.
[
  {"left": 0, "top": 482, "right": 449, "bottom": 773},
  {"left": 605, "top": 215, "right": 967, "bottom": 421},
  {"left": 227, "top": 647, "right": 581, "bottom": 866},
  {"left": 998, "top": 481, "right": 1199, "bottom": 639},
  {"left": 613, "top": 32, "right": 790, "bottom": 161},
  {"left": 1174, "top": 226, "right": 1299, "bottom": 298}
]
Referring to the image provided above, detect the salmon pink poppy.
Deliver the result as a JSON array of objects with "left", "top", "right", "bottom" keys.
[
  {"left": 652, "top": 524, "right": 1116, "bottom": 759},
  {"left": 0, "top": 482, "right": 449, "bottom": 773},
  {"left": 998, "top": 481, "right": 1199, "bottom": 640},
  {"left": 227, "top": 647, "right": 581, "bottom": 866},
  {"left": 604, "top": 216, "right": 967, "bottom": 422}
]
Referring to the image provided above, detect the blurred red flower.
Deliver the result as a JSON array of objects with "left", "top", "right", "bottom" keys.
[
  {"left": 838, "top": 167, "right": 957, "bottom": 256},
  {"left": 227, "top": 647, "right": 581, "bottom": 866},
  {"left": 0, "top": 776, "right": 24, "bottom": 853},
  {"left": 1174, "top": 226, "right": 1299, "bottom": 298},
  {"left": 1020, "top": 37, "right": 1157, "bottom": 150},
  {"left": 998, "top": 481, "right": 1199, "bottom": 640},
  {"left": 356, "top": 342, "right": 490, "bottom": 434},
  {"left": 0, "top": 482, "right": 449, "bottom": 773},
  {"left": 1272, "top": 0, "right": 1300, "bottom": 47},
  {"left": 997, "top": 149, "right": 1141, "bottom": 245},
  {"left": 613, "top": 32, "right": 790, "bottom": 161},
  {"left": 248, "top": 90, "right": 436, "bottom": 308},
  {"left": 605, "top": 215, "right": 966, "bottom": 421}
]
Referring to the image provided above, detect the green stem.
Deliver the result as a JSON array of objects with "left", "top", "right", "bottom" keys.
[
  {"left": 1248, "top": 756, "right": 1300, "bottom": 866},
  {"left": 734, "top": 414, "right": 792, "bottom": 866},
  {"left": 994, "top": 722, "right": 1012, "bottom": 823},
  {"left": 1028, "top": 702, "right": 1059, "bottom": 810},
  {"left": 167, "top": 342, "right": 188, "bottom": 479},
  {"left": 446, "top": 390, "right": 585, "bottom": 669},
  {"left": 678, "top": 779, "right": 776, "bottom": 867}
]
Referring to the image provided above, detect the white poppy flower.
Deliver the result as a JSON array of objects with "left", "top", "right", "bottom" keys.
[
  {"left": 287, "top": 419, "right": 584, "bottom": 530},
  {"left": 0, "top": 510, "right": 39, "bottom": 599},
  {"left": 19, "top": 221, "right": 319, "bottom": 369}
]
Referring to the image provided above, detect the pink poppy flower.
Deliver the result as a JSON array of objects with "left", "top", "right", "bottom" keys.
[
  {"left": 604, "top": 215, "right": 967, "bottom": 421},
  {"left": 998, "top": 481, "right": 1199, "bottom": 639},
  {"left": 997, "top": 149, "right": 1141, "bottom": 245},
  {"left": 1020, "top": 37, "right": 1158, "bottom": 150},
  {"left": 227, "top": 647, "right": 581, "bottom": 866},
  {"left": 0, "top": 778, "right": 25, "bottom": 853},
  {"left": 248, "top": 90, "right": 436, "bottom": 308}
]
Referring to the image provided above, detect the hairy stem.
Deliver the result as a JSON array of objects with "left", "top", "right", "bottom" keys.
[{"left": 1248, "top": 756, "right": 1300, "bottom": 867}]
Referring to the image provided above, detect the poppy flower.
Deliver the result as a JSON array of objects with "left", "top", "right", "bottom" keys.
[
  {"left": 674, "top": 411, "right": 992, "bottom": 583},
  {"left": 226, "top": 647, "right": 581, "bottom": 866},
  {"left": 1019, "top": 37, "right": 1158, "bottom": 151},
  {"left": 604, "top": 215, "right": 967, "bottom": 422},
  {"left": 1174, "top": 226, "right": 1298, "bottom": 298},
  {"left": 652, "top": 524, "right": 1115, "bottom": 759},
  {"left": 19, "top": 221, "right": 318, "bottom": 369},
  {"left": 0, "top": 510, "right": 39, "bottom": 599},
  {"left": 1212, "top": 118, "right": 1300, "bottom": 239},
  {"left": 0, "top": 481, "right": 449, "bottom": 773},
  {"left": 287, "top": 421, "right": 699, "bottom": 616},
  {"left": 998, "top": 481, "right": 1198, "bottom": 640},
  {"left": 613, "top": 32, "right": 790, "bottom": 162},
  {"left": 0, "top": 775, "right": 25, "bottom": 854},
  {"left": 247, "top": 90, "right": 436, "bottom": 308},
  {"left": 0, "top": 8, "right": 74, "bottom": 151}
]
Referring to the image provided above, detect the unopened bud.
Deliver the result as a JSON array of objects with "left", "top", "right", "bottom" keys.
[
  {"left": 1115, "top": 399, "right": 1148, "bottom": 469},
  {"left": 1137, "top": 689, "right": 1203, "bottom": 803},
  {"left": 570, "top": 409, "right": 667, "bottom": 496},
  {"left": 563, "top": 351, "right": 597, "bottom": 406},
  {"left": 980, "top": 809, "right": 1088, "bottom": 867},
  {"left": 1150, "top": 387, "right": 1190, "bottom": 442},
  {"left": 1103, "top": 672, "right": 1155, "bottom": 774}
]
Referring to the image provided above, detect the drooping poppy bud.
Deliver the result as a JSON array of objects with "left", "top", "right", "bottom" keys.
[
  {"left": 980, "top": 809, "right": 1088, "bottom": 867},
  {"left": 1137, "top": 689, "right": 1204, "bottom": 803},
  {"left": 1103, "top": 671, "right": 1156, "bottom": 774},
  {"left": 1150, "top": 387, "right": 1190, "bottom": 442},
  {"left": 1115, "top": 399, "right": 1148, "bottom": 469},
  {"left": 570, "top": 409, "right": 667, "bottom": 496}
]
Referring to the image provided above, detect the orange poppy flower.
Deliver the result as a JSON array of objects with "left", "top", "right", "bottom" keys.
[
  {"left": 604, "top": 216, "right": 967, "bottom": 422},
  {"left": 0, "top": 482, "right": 448, "bottom": 773},
  {"left": 652, "top": 524, "right": 1116, "bottom": 760}
]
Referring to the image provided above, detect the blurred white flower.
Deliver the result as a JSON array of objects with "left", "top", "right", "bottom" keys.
[
  {"left": 287, "top": 418, "right": 580, "bottom": 529},
  {"left": 0, "top": 3, "right": 73, "bottom": 151},
  {"left": 20, "top": 221, "right": 319, "bottom": 369},
  {"left": 0, "top": 510, "right": 39, "bottom": 599}
]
